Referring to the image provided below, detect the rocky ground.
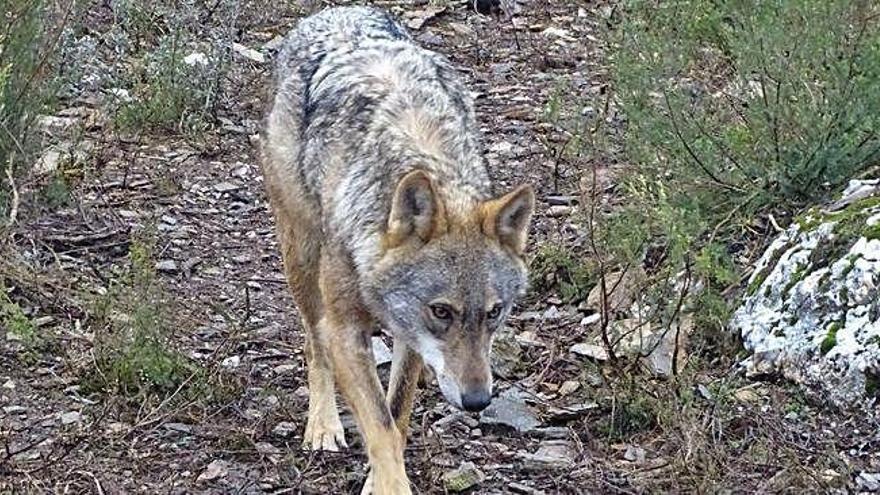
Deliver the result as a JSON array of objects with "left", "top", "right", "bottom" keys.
[{"left": 2, "top": 1, "right": 880, "bottom": 494}]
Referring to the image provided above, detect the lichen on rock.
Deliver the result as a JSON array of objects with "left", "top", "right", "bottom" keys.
[{"left": 730, "top": 179, "right": 880, "bottom": 407}]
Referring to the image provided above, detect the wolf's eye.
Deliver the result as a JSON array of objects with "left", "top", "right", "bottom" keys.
[
  {"left": 487, "top": 304, "right": 503, "bottom": 320},
  {"left": 430, "top": 304, "right": 453, "bottom": 321}
]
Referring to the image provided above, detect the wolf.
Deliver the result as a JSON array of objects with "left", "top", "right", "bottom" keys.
[{"left": 260, "top": 6, "right": 534, "bottom": 494}]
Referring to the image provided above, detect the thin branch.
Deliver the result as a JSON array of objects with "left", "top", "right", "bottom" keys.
[{"left": 663, "top": 91, "right": 744, "bottom": 193}]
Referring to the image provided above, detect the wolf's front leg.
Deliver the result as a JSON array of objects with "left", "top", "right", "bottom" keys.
[{"left": 319, "top": 315, "right": 412, "bottom": 495}]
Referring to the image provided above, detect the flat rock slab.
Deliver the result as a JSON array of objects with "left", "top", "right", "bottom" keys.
[{"left": 479, "top": 388, "right": 540, "bottom": 433}]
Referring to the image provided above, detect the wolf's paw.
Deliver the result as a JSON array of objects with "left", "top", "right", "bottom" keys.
[
  {"left": 303, "top": 410, "right": 347, "bottom": 452},
  {"left": 360, "top": 469, "right": 412, "bottom": 495}
]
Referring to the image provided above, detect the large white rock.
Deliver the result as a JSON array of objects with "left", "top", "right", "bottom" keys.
[{"left": 730, "top": 179, "right": 880, "bottom": 407}]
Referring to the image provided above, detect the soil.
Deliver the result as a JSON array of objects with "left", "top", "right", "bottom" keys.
[{"left": 2, "top": 1, "right": 879, "bottom": 494}]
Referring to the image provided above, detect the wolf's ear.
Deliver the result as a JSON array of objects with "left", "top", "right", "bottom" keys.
[
  {"left": 481, "top": 184, "right": 535, "bottom": 255},
  {"left": 386, "top": 170, "right": 445, "bottom": 247}
]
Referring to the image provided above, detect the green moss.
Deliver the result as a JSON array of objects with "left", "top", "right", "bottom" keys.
[
  {"left": 819, "top": 322, "right": 842, "bottom": 355},
  {"left": 841, "top": 254, "right": 861, "bottom": 278},
  {"left": 865, "top": 222, "right": 880, "bottom": 241},
  {"left": 838, "top": 286, "right": 849, "bottom": 305},
  {"left": 746, "top": 241, "right": 792, "bottom": 297},
  {"left": 866, "top": 371, "right": 880, "bottom": 398},
  {"left": 781, "top": 262, "right": 808, "bottom": 299},
  {"left": 795, "top": 207, "right": 823, "bottom": 231}
]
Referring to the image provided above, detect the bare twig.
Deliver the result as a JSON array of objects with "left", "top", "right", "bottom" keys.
[
  {"left": 5, "top": 155, "right": 19, "bottom": 225},
  {"left": 585, "top": 156, "right": 617, "bottom": 362}
]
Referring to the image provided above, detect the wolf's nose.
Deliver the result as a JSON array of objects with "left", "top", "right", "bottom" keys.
[{"left": 461, "top": 389, "right": 491, "bottom": 412}]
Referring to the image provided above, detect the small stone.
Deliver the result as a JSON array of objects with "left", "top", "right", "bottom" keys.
[
  {"left": 542, "top": 306, "right": 563, "bottom": 321},
  {"left": 183, "top": 52, "right": 209, "bottom": 66},
  {"left": 272, "top": 364, "right": 297, "bottom": 375},
  {"left": 519, "top": 440, "right": 576, "bottom": 469},
  {"left": 415, "top": 31, "right": 443, "bottom": 46},
  {"left": 2, "top": 379, "right": 14, "bottom": 389},
  {"left": 546, "top": 195, "right": 578, "bottom": 206},
  {"left": 221, "top": 355, "right": 240, "bottom": 368},
  {"left": 547, "top": 205, "right": 572, "bottom": 217},
  {"left": 857, "top": 472, "right": 880, "bottom": 491},
  {"left": 60, "top": 411, "right": 82, "bottom": 425},
  {"left": 372, "top": 337, "right": 393, "bottom": 366},
  {"left": 163, "top": 422, "right": 194, "bottom": 434},
  {"left": 733, "top": 388, "right": 761, "bottom": 403},
  {"left": 197, "top": 459, "right": 229, "bottom": 482},
  {"left": 580, "top": 313, "right": 601, "bottom": 327},
  {"left": 33, "top": 148, "right": 61, "bottom": 175},
  {"left": 441, "top": 461, "right": 485, "bottom": 492},
  {"left": 544, "top": 402, "right": 599, "bottom": 422},
  {"left": 557, "top": 380, "right": 580, "bottom": 396},
  {"left": 528, "top": 427, "right": 570, "bottom": 439},
  {"left": 3, "top": 405, "right": 26, "bottom": 415},
  {"left": 37, "top": 115, "right": 78, "bottom": 135},
  {"left": 213, "top": 181, "right": 239, "bottom": 193},
  {"left": 155, "top": 260, "right": 178, "bottom": 272},
  {"left": 255, "top": 442, "right": 281, "bottom": 455},
  {"left": 569, "top": 343, "right": 608, "bottom": 361},
  {"left": 515, "top": 330, "right": 542, "bottom": 346},
  {"left": 232, "top": 43, "right": 266, "bottom": 63},
  {"left": 272, "top": 421, "right": 296, "bottom": 438},
  {"left": 623, "top": 445, "right": 646, "bottom": 464}
]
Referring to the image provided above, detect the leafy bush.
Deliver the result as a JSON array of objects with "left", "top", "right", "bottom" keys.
[{"left": 602, "top": 0, "right": 880, "bottom": 333}]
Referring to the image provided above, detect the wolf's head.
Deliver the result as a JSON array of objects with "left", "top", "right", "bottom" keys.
[{"left": 363, "top": 170, "right": 534, "bottom": 412}]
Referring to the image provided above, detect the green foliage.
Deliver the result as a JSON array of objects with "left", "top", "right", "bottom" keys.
[
  {"left": 596, "top": 387, "right": 658, "bottom": 440},
  {"left": 115, "top": 33, "right": 225, "bottom": 134},
  {"left": 602, "top": 0, "right": 880, "bottom": 337},
  {"left": 0, "top": 0, "right": 67, "bottom": 214},
  {"left": 84, "top": 229, "right": 196, "bottom": 398},
  {"left": 529, "top": 245, "right": 594, "bottom": 303},
  {"left": 110, "top": 1, "right": 237, "bottom": 135},
  {"left": 1, "top": 284, "right": 36, "bottom": 345},
  {"left": 39, "top": 172, "right": 71, "bottom": 209}
]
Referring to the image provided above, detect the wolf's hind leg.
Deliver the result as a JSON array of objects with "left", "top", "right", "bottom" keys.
[{"left": 276, "top": 210, "right": 346, "bottom": 451}]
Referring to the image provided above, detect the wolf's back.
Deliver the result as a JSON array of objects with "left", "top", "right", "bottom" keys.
[{"left": 274, "top": 6, "right": 411, "bottom": 87}]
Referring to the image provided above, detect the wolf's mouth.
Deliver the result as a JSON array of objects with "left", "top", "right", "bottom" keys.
[{"left": 433, "top": 368, "right": 464, "bottom": 409}]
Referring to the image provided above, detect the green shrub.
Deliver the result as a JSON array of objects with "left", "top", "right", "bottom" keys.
[
  {"left": 529, "top": 245, "right": 595, "bottom": 303},
  {"left": 1, "top": 283, "right": 36, "bottom": 345},
  {"left": 84, "top": 229, "right": 197, "bottom": 399},
  {"left": 602, "top": 0, "right": 880, "bottom": 334},
  {"left": 111, "top": 1, "right": 238, "bottom": 135},
  {"left": 1, "top": 0, "right": 67, "bottom": 215}
]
